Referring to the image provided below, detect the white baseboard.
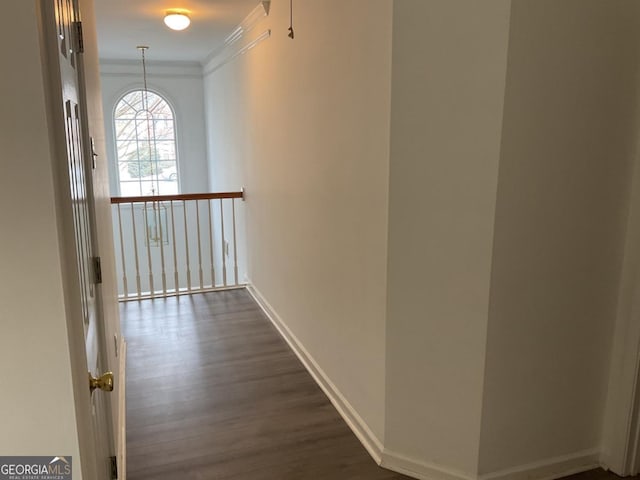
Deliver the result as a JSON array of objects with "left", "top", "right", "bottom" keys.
[
  {"left": 381, "top": 450, "right": 475, "bottom": 480},
  {"left": 245, "top": 284, "right": 602, "bottom": 480},
  {"left": 245, "top": 283, "right": 384, "bottom": 463},
  {"left": 478, "top": 448, "right": 600, "bottom": 480},
  {"left": 380, "top": 446, "right": 599, "bottom": 480}
]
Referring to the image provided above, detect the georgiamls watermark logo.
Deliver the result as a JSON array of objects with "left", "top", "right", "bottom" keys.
[{"left": 0, "top": 456, "right": 72, "bottom": 480}]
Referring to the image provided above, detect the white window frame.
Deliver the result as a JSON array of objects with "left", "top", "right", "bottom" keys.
[{"left": 112, "top": 89, "right": 179, "bottom": 197}]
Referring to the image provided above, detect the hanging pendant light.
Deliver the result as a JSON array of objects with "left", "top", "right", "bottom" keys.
[
  {"left": 137, "top": 46, "right": 167, "bottom": 246},
  {"left": 136, "top": 45, "right": 156, "bottom": 196}
]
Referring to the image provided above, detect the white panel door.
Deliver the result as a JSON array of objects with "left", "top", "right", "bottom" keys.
[{"left": 48, "top": 0, "right": 115, "bottom": 478}]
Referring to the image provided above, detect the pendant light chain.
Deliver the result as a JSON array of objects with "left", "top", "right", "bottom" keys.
[
  {"left": 137, "top": 46, "right": 158, "bottom": 196},
  {"left": 141, "top": 46, "right": 149, "bottom": 111}
]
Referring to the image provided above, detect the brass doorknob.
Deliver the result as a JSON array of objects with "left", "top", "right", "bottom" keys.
[{"left": 89, "top": 371, "right": 114, "bottom": 393}]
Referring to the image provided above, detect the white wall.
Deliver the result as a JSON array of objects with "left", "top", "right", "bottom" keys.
[
  {"left": 100, "top": 60, "right": 209, "bottom": 195},
  {"left": 385, "top": 1, "right": 511, "bottom": 476},
  {"left": 203, "top": 0, "right": 393, "bottom": 442},
  {"left": 0, "top": 0, "right": 82, "bottom": 470},
  {"left": 479, "top": 1, "right": 640, "bottom": 474},
  {"left": 200, "top": 1, "right": 640, "bottom": 479}
]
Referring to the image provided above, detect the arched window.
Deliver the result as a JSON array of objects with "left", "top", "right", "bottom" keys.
[{"left": 114, "top": 90, "right": 178, "bottom": 196}]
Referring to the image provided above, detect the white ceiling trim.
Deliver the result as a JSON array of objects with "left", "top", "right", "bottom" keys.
[
  {"left": 202, "top": 0, "right": 270, "bottom": 68},
  {"left": 100, "top": 59, "right": 203, "bottom": 78},
  {"left": 203, "top": 29, "right": 271, "bottom": 77}
]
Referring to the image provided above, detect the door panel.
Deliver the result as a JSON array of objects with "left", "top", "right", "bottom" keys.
[{"left": 50, "top": 0, "right": 114, "bottom": 478}]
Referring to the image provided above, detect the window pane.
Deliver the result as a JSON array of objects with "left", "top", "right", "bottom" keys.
[
  {"left": 153, "top": 120, "right": 175, "bottom": 140},
  {"left": 135, "top": 116, "right": 153, "bottom": 142},
  {"left": 114, "top": 99, "right": 136, "bottom": 118},
  {"left": 115, "top": 119, "right": 137, "bottom": 141},
  {"left": 156, "top": 161, "right": 176, "bottom": 181},
  {"left": 157, "top": 179, "right": 178, "bottom": 195},
  {"left": 119, "top": 180, "right": 142, "bottom": 197},
  {"left": 119, "top": 92, "right": 143, "bottom": 113},
  {"left": 147, "top": 93, "right": 172, "bottom": 117},
  {"left": 139, "top": 181, "right": 157, "bottom": 196},
  {"left": 116, "top": 141, "right": 139, "bottom": 162},
  {"left": 155, "top": 141, "right": 176, "bottom": 160}
]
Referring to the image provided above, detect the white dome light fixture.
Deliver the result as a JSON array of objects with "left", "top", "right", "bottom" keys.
[{"left": 164, "top": 10, "right": 191, "bottom": 31}]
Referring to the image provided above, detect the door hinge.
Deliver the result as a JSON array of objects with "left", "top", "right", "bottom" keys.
[
  {"left": 73, "top": 21, "right": 84, "bottom": 54},
  {"left": 109, "top": 456, "right": 117, "bottom": 480},
  {"left": 92, "top": 256, "right": 102, "bottom": 284}
]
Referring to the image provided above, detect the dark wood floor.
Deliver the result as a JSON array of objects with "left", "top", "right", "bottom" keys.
[
  {"left": 565, "top": 470, "right": 636, "bottom": 480},
  {"left": 122, "top": 289, "right": 633, "bottom": 480},
  {"left": 122, "top": 289, "right": 408, "bottom": 479}
]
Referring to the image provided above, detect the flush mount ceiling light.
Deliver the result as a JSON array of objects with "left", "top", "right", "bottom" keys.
[{"left": 164, "top": 10, "right": 191, "bottom": 31}]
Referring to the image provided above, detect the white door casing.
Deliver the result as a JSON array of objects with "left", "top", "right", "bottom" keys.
[
  {"left": 601, "top": 135, "right": 640, "bottom": 476},
  {"left": 76, "top": 0, "right": 127, "bottom": 475}
]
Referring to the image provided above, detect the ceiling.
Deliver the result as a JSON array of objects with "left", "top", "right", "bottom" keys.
[{"left": 94, "top": 0, "right": 260, "bottom": 63}]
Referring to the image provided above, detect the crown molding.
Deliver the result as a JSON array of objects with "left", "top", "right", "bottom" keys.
[
  {"left": 202, "top": 0, "right": 270, "bottom": 69},
  {"left": 100, "top": 59, "right": 203, "bottom": 78},
  {"left": 203, "top": 29, "right": 271, "bottom": 77}
]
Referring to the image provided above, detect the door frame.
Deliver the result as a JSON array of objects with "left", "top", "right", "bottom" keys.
[
  {"left": 601, "top": 143, "right": 640, "bottom": 476},
  {"left": 75, "top": 0, "right": 126, "bottom": 472},
  {"left": 37, "top": 1, "right": 115, "bottom": 478}
]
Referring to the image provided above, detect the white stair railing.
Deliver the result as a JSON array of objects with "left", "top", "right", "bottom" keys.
[{"left": 111, "top": 191, "right": 245, "bottom": 300}]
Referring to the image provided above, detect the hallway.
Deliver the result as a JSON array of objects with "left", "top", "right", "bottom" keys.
[
  {"left": 121, "top": 290, "right": 636, "bottom": 480},
  {"left": 122, "top": 289, "right": 408, "bottom": 479}
]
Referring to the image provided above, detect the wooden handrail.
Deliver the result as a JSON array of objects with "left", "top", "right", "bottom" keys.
[{"left": 110, "top": 191, "right": 244, "bottom": 204}]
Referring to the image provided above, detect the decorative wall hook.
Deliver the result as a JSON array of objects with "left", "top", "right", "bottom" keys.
[{"left": 288, "top": 0, "right": 295, "bottom": 39}]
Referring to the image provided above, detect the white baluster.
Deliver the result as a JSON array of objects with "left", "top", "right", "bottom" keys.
[
  {"left": 116, "top": 204, "right": 128, "bottom": 298},
  {"left": 208, "top": 199, "right": 216, "bottom": 288},
  {"left": 220, "top": 199, "right": 227, "bottom": 287},
  {"left": 157, "top": 201, "right": 167, "bottom": 295},
  {"left": 232, "top": 198, "right": 239, "bottom": 286},
  {"left": 196, "top": 199, "right": 203, "bottom": 290},
  {"left": 183, "top": 200, "right": 192, "bottom": 292},
  {"left": 143, "top": 201, "right": 154, "bottom": 297},
  {"left": 130, "top": 201, "right": 141, "bottom": 299},
  {"left": 170, "top": 200, "right": 179, "bottom": 296}
]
